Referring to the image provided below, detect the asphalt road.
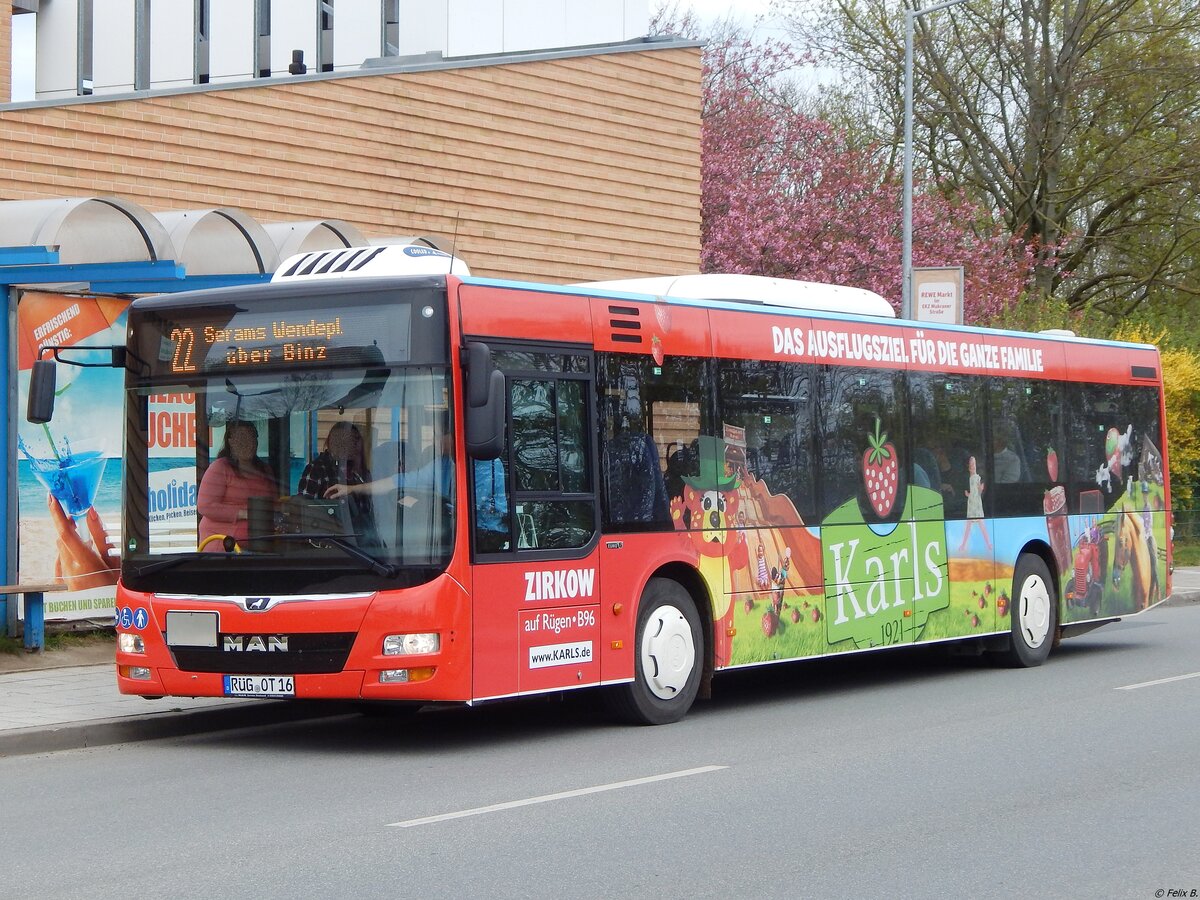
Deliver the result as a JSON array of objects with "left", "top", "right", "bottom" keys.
[{"left": 3, "top": 604, "right": 1198, "bottom": 900}]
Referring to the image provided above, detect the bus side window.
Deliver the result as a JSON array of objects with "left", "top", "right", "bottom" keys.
[
  {"left": 497, "top": 353, "right": 597, "bottom": 553},
  {"left": 907, "top": 371, "right": 986, "bottom": 521},
  {"left": 597, "top": 354, "right": 710, "bottom": 532},
  {"left": 816, "top": 366, "right": 906, "bottom": 520},
  {"left": 1065, "top": 383, "right": 1161, "bottom": 513},
  {"left": 986, "top": 378, "right": 1062, "bottom": 517},
  {"left": 717, "top": 359, "right": 816, "bottom": 522}
]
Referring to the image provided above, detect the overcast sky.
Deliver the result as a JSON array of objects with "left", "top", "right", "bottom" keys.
[
  {"left": 681, "top": 0, "right": 778, "bottom": 23},
  {"left": 675, "top": 0, "right": 790, "bottom": 39}
]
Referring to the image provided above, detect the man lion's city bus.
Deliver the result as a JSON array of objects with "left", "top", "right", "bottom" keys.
[{"left": 28, "top": 247, "right": 1173, "bottom": 724}]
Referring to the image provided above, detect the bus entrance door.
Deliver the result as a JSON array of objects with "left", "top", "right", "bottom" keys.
[{"left": 470, "top": 552, "right": 603, "bottom": 701}]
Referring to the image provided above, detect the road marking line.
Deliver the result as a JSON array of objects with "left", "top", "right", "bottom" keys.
[
  {"left": 386, "top": 765, "right": 728, "bottom": 828},
  {"left": 1116, "top": 671, "right": 1200, "bottom": 691}
]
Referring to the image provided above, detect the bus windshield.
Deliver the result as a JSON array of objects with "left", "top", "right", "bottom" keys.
[{"left": 123, "top": 365, "right": 455, "bottom": 593}]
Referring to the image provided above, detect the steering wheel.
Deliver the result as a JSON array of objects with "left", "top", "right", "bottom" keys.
[{"left": 198, "top": 533, "right": 241, "bottom": 553}]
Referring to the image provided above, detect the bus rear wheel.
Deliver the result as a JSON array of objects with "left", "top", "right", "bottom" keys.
[
  {"left": 608, "top": 578, "right": 703, "bottom": 725},
  {"left": 1000, "top": 553, "right": 1058, "bottom": 668}
]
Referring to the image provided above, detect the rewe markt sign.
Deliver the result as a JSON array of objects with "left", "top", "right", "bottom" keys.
[{"left": 914, "top": 266, "right": 964, "bottom": 325}]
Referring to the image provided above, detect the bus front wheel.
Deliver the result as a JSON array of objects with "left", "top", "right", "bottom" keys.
[
  {"left": 609, "top": 579, "right": 703, "bottom": 725},
  {"left": 1000, "top": 553, "right": 1058, "bottom": 668}
]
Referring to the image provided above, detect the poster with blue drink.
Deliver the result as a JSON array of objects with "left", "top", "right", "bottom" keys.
[{"left": 16, "top": 291, "right": 130, "bottom": 621}]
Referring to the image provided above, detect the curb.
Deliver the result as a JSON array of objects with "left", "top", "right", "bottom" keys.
[
  {"left": 1164, "top": 589, "right": 1200, "bottom": 607},
  {"left": 0, "top": 699, "right": 354, "bottom": 758}
]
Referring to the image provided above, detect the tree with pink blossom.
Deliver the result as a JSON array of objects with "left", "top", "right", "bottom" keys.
[{"left": 673, "top": 15, "right": 1040, "bottom": 323}]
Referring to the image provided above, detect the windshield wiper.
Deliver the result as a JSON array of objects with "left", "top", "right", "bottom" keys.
[
  {"left": 240, "top": 533, "right": 400, "bottom": 578},
  {"left": 131, "top": 535, "right": 399, "bottom": 579},
  {"left": 130, "top": 549, "right": 245, "bottom": 577}
]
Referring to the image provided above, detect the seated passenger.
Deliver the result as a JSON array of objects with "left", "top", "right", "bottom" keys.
[
  {"left": 913, "top": 448, "right": 940, "bottom": 492},
  {"left": 912, "top": 462, "right": 931, "bottom": 489},
  {"left": 197, "top": 421, "right": 278, "bottom": 549},
  {"left": 993, "top": 425, "right": 1022, "bottom": 483},
  {"left": 299, "top": 422, "right": 371, "bottom": 499},
  {"left": 605, "top": 431, "right": 670, "bottom": 525}
]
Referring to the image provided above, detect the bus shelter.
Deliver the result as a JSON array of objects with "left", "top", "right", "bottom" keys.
[{"left": 0, "top": 197, "right": 373, "bottom": 636}]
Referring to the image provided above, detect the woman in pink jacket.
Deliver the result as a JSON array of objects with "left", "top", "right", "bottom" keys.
[{"left": 197, "top": 421, "right": 278, "bottom": 549}]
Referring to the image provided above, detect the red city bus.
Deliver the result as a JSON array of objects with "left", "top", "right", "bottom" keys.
[{"left": 28, "top": 249, "right": 1172, "bottom": 724}]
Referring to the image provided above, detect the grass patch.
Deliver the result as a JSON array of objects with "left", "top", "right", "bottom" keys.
[
  {"left": 1173, "top": 539, "right": 1200, "bottom": 567},
  {"left": 0, "top": 628, "right": 115, "bottom": 656}
]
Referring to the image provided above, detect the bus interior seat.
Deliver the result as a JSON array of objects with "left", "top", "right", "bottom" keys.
[{"left": 604, "top": 432, "right": 670, "bottom": 524}]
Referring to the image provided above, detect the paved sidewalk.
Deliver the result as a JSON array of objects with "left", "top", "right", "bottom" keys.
[
  {"left": 2, "top": 568, "right": 1197, "bottom": 758},
  {"left": 0, "top": 663, "right": 341, "bottom": 757}
]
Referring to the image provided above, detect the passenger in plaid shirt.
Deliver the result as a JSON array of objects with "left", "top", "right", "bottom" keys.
[{"left": 299, "top": 422, "right": 374, "bottom": 536}]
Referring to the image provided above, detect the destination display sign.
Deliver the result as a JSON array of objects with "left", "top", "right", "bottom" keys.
[{"left": 140, "top": 300, "right": 414, "bottom": 376}]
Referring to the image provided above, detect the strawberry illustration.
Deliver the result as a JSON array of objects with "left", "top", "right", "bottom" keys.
[
  {"left": 761, "top": 609, "right": 778, "bottom": 637},
  {"left": 654, "top": 300, "right": 672, "bottom": 333},
  {"left": 651, "top": 335, "right": 664, "bottom": 366},
  {"left": 1046, "top": 447, "right": 1059, "bottom": 481},
  {"left": 862, "top": 417, "right": 898, "bottom": 517}
]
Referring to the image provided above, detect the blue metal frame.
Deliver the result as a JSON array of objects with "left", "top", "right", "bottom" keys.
[
  {"left": 1, "top": 246, "right": 269, "bottom": 636},
  {"left": 96, "top": 273, "right": 272, "bottom": 294},
  {"left": 0, "top": 246, "right": 60, "bottom": 267},
  {"left": 0, "top": 259, "right": 185, "bottom": 288}
]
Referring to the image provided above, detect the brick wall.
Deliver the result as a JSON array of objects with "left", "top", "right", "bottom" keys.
[{"left": 0, "top": 47, "right": 702, "bottom": 282}]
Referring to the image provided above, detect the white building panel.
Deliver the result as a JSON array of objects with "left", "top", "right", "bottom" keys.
[
  {"left": 209, "top": 0, "right": 255, "bottom": 83},
  {"left": 564, "top": 3, "right": 623, "bottom": 46},
  {"left": 35, "top": 0, "right": 79, "bottom": 98},
  {"left": 150, "top": 0, "right": 195, "bottom": 89},
  {"left": 333, "top": 0, "right": 381, "bottom": 70},
  {"left": 398, "top": 0, "right": 447, "bottom": 56},
  {"left": 271, "top": 0, "right": 317, "bottom": 75},
  {"left": 30, "top": 0, "right": 656, "bottom": 97},
  {"left": 502, "top": 0, "right": 565, "bottom": 53},
  {"left": 93, "top": 0, "right": 136, "bottom": 94},
  {"left": 447, "top": 0, "right": 502, "bottom": 57}
]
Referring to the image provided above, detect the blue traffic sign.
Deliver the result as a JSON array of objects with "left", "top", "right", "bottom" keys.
[
  {"left": 119, "top": 607, "right": 133, "bottom": 629},
  {"left": 133, "top": 607, "right": 148, "bottom": 630}
]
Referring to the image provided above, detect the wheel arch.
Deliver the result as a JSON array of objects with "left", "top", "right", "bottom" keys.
[
  {"left": 645, "top": 561, "right": 714, "bottom": 699},
  {"left": 1016, "top": 538, "right": 1062, "bottom": 647},
  {"left": 1017, "top": 538, "right": 1059, "bottom": 596}
]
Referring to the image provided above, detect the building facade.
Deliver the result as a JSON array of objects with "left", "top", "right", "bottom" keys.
[{"left": 2, "top": 42, "right": 702, "bottom": 282}]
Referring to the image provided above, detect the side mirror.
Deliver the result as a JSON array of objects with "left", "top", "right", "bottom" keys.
[
  {"left": 27, "top": 359, "right": 57, "bottom": 424},
  {"left": 465, "top": 341, "right": 493, "bottom": 408},
  {"left": 463, "top": 341, "right": 505, "bottom": 459}
]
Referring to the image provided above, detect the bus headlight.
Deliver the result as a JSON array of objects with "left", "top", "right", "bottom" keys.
[
  {"left": 383, "top": 633, "right": 440, "bottom": 655},
  {"left": 118, "top": 633, "right": 146, "bottom": 654}
]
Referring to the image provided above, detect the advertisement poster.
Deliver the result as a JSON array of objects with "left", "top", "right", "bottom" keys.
[
  {"left": 146, "top": 391, "right": 201, "bottom": 553},
  {"left": 16, "top": 291, "right": 130, "bottom": 621}
]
